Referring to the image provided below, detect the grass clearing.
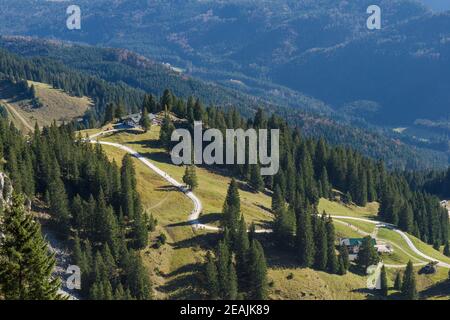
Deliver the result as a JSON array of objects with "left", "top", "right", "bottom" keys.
[
  {"left": 0, "top": 80, "right": 92, "bottom": 132},
  {"left": 377, "top": 228, "right": 426, "bottom": 263},
  {"left": 99, "top": 127, "right": 273, "bottom": 228},
  {"left": 333, "top": 218, "right": 376, "bottom": 235},
  {"left": 100, "top": 144, "right": 211, "bottom": 299},
  {"left": 408, "top": 235, "right": 450, "bottom": 265},
  {"left": 334, "top": 222, "right": 362, "bottom": 238},
  {"left": 269, "top": 268, "right": 368, "bottom": 300},
  {"left": 81, "top": 127, "right": 450, "bottom": 300},
  {"left": 318, "top": 198, "right": 379, "bottom": 219}
]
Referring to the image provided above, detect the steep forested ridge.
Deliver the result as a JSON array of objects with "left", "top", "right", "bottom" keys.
[
  {"left": 0, "top": 47, "right": 144, "bottom": 124},
  {"left": 154, "top": 95, "right": 449, "bottom": 248},
  {"left": 1, "top": 0, "right": 448, "bottom": 126},
  {"left": 0, "top": 37, "right": 448, "bottom": 170},
  {"left": 0, "top": 119, "right": 152, "bottom": 300}
]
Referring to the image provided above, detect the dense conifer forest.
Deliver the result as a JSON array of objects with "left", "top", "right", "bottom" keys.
[
  {"left": 0, "top": 42, "right": 447, "bottom": 171},
  {"left": 0, "top": 119, "right": 151, "bottom": 299},
  {"left": 0, "top": 43, "right": 448, "bottom": 300}
]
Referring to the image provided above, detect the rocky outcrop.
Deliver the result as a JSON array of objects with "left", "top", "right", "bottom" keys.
[{"left": 0, "top": 172, "right": 13, "bottom": 208}]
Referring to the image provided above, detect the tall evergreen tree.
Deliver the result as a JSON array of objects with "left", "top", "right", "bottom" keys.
[
  {"left": 104, "top": 103, "right": 115, "bottom": 124},
  {"left": 402, "top": 261, "right": 418, "bottom": 300},
  {"left": 314, "top": 215, "right": 328, "bottom": 271},
  {"left": 380, "top": 265, "right": 388, "bottom": 297},
  {"left": 249, "top": 164, "right": 264, "bottom": 192},
  {"left": 140, "top": 107, "right": 151, "bottom": 132},
  {"left": 0, "top": 194, "right": 61, "bottom": 300},
  {"left": 338, "top": 244, "right": 350, "bottom": 273},
  {"left": 247, "top": 240, "right": 268, "bottom": 300},
  {"left": 182, "top": 165, "right": 199, "bottom": 190},
  {"left": 394, "top": 272, "right": 402, "bottom": 291},
  {"left": 271, "top": 184, "right": 284, "bottom": 213},
  {"left": 235, "top": 216, "right": 250, "bottom": 290},
  {"left": 222, "top": 179, "right": 241, "bottom": 236},
  {"left": 325, "top": 216, "right": 338, "bottom": 274},
  {"left": 273, "top": 206, "right": 295, "bottom": 246},
  {"left": 296, "top": 205, "right": 315, "bottom": 267},
  {"left": 159, "top": 113, "right": 175, "bottom": 151},
  {"left": 204, "top": 252, "right": 219, "bottom": 299},
  {"left": 356, "top": 236, "right": 380, "bottom": 270},
  {"left": 444, "top": 242, "right": 450, "bottom": 257}
]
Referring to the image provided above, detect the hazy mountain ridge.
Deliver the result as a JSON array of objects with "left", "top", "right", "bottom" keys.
[
  {"left": 0, "top": 0, "right": 447, "bottom": 126},
  {"left": 0, "top": 36, "right": 447, "bottom": 170},
  {"left": 0, "top": 0, "right": 449, "bottom": 168}
]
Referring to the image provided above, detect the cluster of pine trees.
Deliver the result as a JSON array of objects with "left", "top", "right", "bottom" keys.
[
  {"left": 0, "top": 194, "right": 61, "bottom": 300},
  {"left": 151, "top": 90, "right": 448, "bottom": 248},
  {"left": 378, "top": 175, "right": 448, "bottom": 247},
  {"left": 0, "top": 118, "right": 152, "bottom": 299},
  {"left": 182, "top": 165, "right": 198, "bottom": 190},
  {"left": 273, "top": 194, "right": 350, "bottom": 275},
  {"left": 0, "top": 48, "right": 144, "bottom": 127},
  {"left": 407, "top": 167, "right": 450, "bottom": 199},
  {"left": 204, "top": 179, "right": 268, "bottom": 300}
]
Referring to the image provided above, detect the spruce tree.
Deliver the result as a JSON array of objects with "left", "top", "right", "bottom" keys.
[
  {"left": 140, "top": 107, "right": 151, "bottom": 132},
  {"left": 121, "top": 154, "right": 136, "bottom": 219},
  {"left": 444, "top": 242, "right": 450, "bottom": 257},
  {"left": 274, "top": 206, "right": 295, "bottom": 247},
  {"left": 115, "top": 102, "right": 125, "bottom": 119},
  {"left": 47, "top": 160, "right": 71, "bottom": 238},
  {"left": 124, "top": 250, "right": 152, "bottom": 300},
  {"left": 271, "top": 184, "right": 284, "bottom": 213},
  {"left": 394, "top": 272, "right": 402, "bottom": 291},
  {"left": 235, "top": 216, "right": 250, "bottom": 290},
  {"left": 402, "top": 261, "right": 418, "bottom": 300},
  {"left": 160, "top": 89, "right": 173, "bottom": 111},
  {"left": 227, "top": 260, "right": 239, "bottom": 300},
  {"left": 399, "top": 204, "right": 414, "bottom": 233},
  {"left": 249, "top": 164, "right": 264, "bottom": 192},
  {"left": 320, "top": 167, "right": 331, "bottom": 199},
  {"left": 325, "top": 216, "right": 338, "bottom": 274},
  {"left": 204, "top": 252, "right": 219, "bottom": 299},
  {"left": 314, "top": 215, "right": 328, "bottom": 271},
  {"left": 182, "top": 165, "right": 199, "bottom": 190},
  {"left": 380, "top": 265, "right": 388, "bottom": 297},
  {"left": 0, "top": 194, "right": 61, "bottom": 300},
  {"left": 356, "top": 236, "right": 379, "bottom": 271},
  {"left": 338, "top": 258, "right": 346, "bottom": 275},
  {"left": 115, "top": 283, "right": 125, "bottom": 300},
  {"left": 247, "top": 240, "right": 268, "bottom": 300},
  {"left": 159, "top": 113, "right": 175, "bottom": 151},
  {"left": 338, "top": 244, "right": 350, "bottom": 272},
  {"left": 222, "top": 179, "right": 241, "bottom": 235},
  {"left": 296, "top": 206, "right": 315, "bottom": 267},
  {"left": 104, "top": 103, "right": 115, "bottom": 124}
]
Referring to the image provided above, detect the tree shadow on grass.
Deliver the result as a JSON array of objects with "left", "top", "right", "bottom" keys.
[
  {"left": 127, "top": 139, "right": 160, "bottom": 150},
  {"left": 155, "top": 185, "right": 179, "bottom": 192},
  {"left": 170, "top": 233, "right": 220, "bottom": 251},
  {"left": 197, "top": 212, "right": 222, "bottom": 225},
  {"left": 137, "top": 151, "right": 174, "bottom": 166},
  {"left": 254, "top": 203, "right": 273, "bottom": 215},
  {"left": 156, "top": 263, "right": 205, "bottom": 299},
  {"left": 350, "top": 288, "right": 377, "bottom": 300},
  {"left": 166, "top": 212, "right": 223, "bottom": 228},
  {"left": 420, "top": 279, "right": 450, "bottom": 300}
]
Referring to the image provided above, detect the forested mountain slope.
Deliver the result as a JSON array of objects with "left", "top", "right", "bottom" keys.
[
  {"left": 1, "top": 0, "right": 448, "bottom": 126},
  {"left": 0, "top": 38, "right": 447, "bottom": 170}
]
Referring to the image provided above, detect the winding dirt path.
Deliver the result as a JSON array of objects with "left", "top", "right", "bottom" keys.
[{"left": 88, "top": 130, "right": 450, "bottom": 269}]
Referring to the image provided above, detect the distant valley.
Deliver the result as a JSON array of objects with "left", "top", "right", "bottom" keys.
[{"left": 0, "top": 0, "right": 448, "bottom": 164}]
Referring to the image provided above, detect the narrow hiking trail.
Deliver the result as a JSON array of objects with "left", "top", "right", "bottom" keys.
[
  {"left": 1, "top": 99, "right": 34, "bottom": 132},
  {"left": 89, "top": 130, "right": 450, "bottom": 269}
]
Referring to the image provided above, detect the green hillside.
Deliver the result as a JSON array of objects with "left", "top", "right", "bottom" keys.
[{"left": 84, "top": 125, "right": 450, "bottom": 300}]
